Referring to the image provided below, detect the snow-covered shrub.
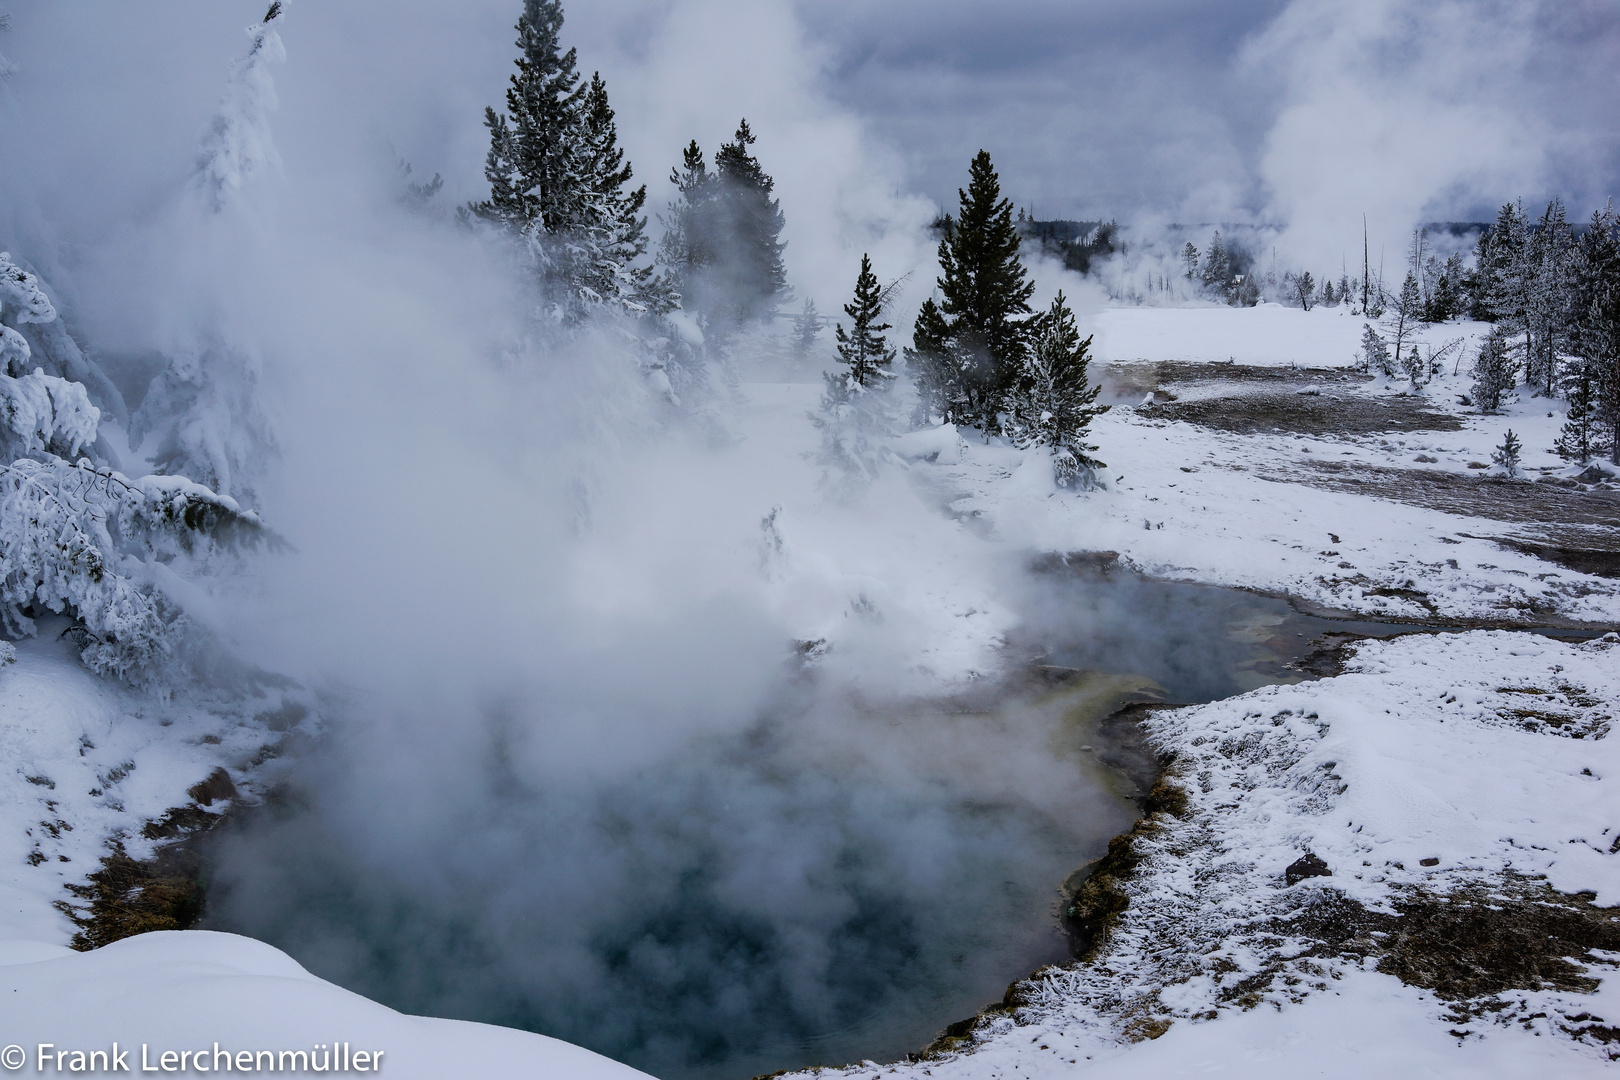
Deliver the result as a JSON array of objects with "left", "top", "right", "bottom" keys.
[
  {"left": 1360, "top": 323, "right": 1393, "bottom": 377},
  {"left": 0, "top": 458, "right": 268, "bottom": 681},
  {"left": 0, "top": 369, "right": 100, "bottom": 460},
  {"left": 0, "top": 254, "right": 271, "bottom": 683},
  {"left": 130, "top": 337, "right": 276, "bottom": 505},
  {"left": 0, "top": 253, "right": 126, "bottom": 420}
]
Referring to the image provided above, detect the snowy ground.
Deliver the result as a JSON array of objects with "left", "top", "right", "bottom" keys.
[
  {"left": 2, "top": 302, "right": 1618, "bottom": 1077},
  {"left": 942, "top": 303, "right": 1620, "bottom": 627}
]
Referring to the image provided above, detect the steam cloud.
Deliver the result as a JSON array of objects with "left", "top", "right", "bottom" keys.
[{"left": 2, "top": 4, "right": 1123, "bottom": 1077}]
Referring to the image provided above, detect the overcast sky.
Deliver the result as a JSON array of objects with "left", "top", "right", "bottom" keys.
[
  {"left": 789, "top": 0, "right": 1620, "bottom": 261},
  {"left": 2, "top": 0, "right": 1617, "bottom": 278}
]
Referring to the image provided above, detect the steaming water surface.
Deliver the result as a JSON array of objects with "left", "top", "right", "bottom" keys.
[{"left": 200, "top": 572, "right": 1420, "bottom": 1080}]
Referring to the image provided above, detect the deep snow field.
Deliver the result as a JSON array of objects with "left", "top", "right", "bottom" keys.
[{"left": 3, "top": 302, "right": 1619, "bottom": 1078}]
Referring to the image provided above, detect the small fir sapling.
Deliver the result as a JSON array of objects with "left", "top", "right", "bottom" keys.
[
  {"left": 791, "top": 297, "right": 821, "bottom": 359},
  {"left": 1005, "top": 291, "right": 1108, "bottom": 489},
  {"left": 1491, "top": 428, "right": 1523, "bottom": 477},
  {"left": 1384, "top": 271, "right": 1423, "bottom": 384},
  {"left": 1471, "top": 327, "right": 1517, "bottom": 414},
  {"left": 1181, "top": 242, "right": 1199, "bottom": 279},
  {"left": 1361, "top": 324, "right": 1393, "bottom": 377}
]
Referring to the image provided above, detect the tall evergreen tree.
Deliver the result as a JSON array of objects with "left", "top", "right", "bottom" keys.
[
  {"left": 832, "top": 255, "right": 896, "bottom": 391},
  {"left": 1201, "top": 232, "right": 1231, "bottom": 302},
  {"left": 711, "top": 120, "right": 788, "bottom": 325},
  {"left": 1006, "top": 291, "right": 1108, "bottom": 488},
  {"left": 1572, "top": 203, "right": 1620, "bottom": 463},
  {"left": 468, "top": 2, "right": 658, "bottom": 320},
  {"left": 906, "top": 296, "right": 956, "bottom": 425},
  {"left": 575, "top": 72, "right": 667, "bottom": 313},
  {"left": 1292, "top": 271, "right": 1316, "bottom": 311},
  {"left": 657, "top": 122, "right": 788, "bottom": 331},
  {"left": 658, "top": 139, "right": 717, "bottom": 312},
  {"left": 814, "top": 255, "right": 897, "bottom": 489},
  {"left": 470, "top": 0, "right": 585, "bottom": 236},
  {"left": 1181, "top": 242, "right": 1200, "bottom": 280},
  {"left": 906, "top": 150, "right": 1034, "bottom": 431},
  {"left": 1524, "top": 198, "right": 1576, "bottom": 395}
]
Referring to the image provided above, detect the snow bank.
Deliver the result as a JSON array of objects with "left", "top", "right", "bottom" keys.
[
  {"left": 891, "top": 422, "right": 968, "bottom": 464},
  {"left": 0, "top": 930, "right": 653, "bottom": 1080}
]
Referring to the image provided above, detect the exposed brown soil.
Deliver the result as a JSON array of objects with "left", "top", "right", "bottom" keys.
[
  {"left": 1156, "top": 392, "right": 1465, "bottom": 436},
  {"left": 1272, "top": 876, "right": 1620, "bottom": 1049},
  {"left": 55, "top": 771, "right": 236, "bottom": 951},
  {"left": 1111, "top": 361, "right": 1463, "bottom": 436},
  {"left": 1279, "top": 461, "right": 1620, "bottom": 529},
  {"left": 1109, "top": 361, "right": 1363, "bottom": 392}
]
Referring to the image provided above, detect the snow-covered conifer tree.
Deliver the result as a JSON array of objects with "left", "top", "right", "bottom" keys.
[
  {"left": 1005, "top": 290, "right": 1107, "bottom": 489},
  {"left": 574, "top": 72, "right": 668, "bottom": 315},
  {"left": 1555, "top": 366, "right": 1600, "bottom": 463},
  {"left": 466, "top": 2, "right": 662, "bottom": 323},
  {"left": 1572, "top": 202, "right": 1620, "bottom": 463},
  {"left": 1384, "top": 271, "right": 1423, "bottom": 386},
  {"left": 791, "top": 298, "right": 821, "bottom": 359},
  {"left": 0, "top": 254, "right": 126, "bottom": 425},
  {"left": 813, "top": 255, "right": 898, "bottom": 489},
  {"left": 1201, "top": 232, "right": 1231, "bottom": 302},
  {"left": 905, "top": 151, "right": 1033, "bottom": 432},
  {"left": 1292, "top": 271, "right": 1315, "bottom": 311},
  {"left": 130, "top": 8, "right": 286, "bottom": 506},
  {"left": 1471, "top": 327, "right": 1517, "bottom": 414},
  {"left": 658, "top": 140, "right": 717, "bottom": 318},
  {"left": 711, "top": 120, "right": 788, "bottom": 326},
  {"left": 1491, "top": 428, "right": 1523, "bottom": 477},
  {"left": 1360, "top": 323, "right": 1393, "bottom": 377},
  {"left": 191, "top": 3, "right": 285, "bottom": 213},
  {"left": 468, "top": 0, "right": 585, "bottom": 238},
  {"left": 1522, "top": 199, "right": 1576, "bottom": 395}
]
